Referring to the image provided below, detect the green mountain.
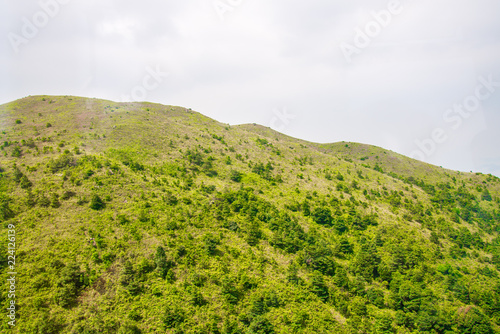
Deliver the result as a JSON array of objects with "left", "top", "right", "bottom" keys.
[{"left": 1, "top": 95, "right": 500, "bottom": 333}]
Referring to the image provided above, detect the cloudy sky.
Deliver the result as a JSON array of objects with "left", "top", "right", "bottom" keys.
[{"left": 2, "top": 0, "right": 500, "bottom": 176}]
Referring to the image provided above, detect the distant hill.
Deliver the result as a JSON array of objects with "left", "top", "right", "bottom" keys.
[{"left": 1, "top": 95, "right": 499, "bottom": 333}]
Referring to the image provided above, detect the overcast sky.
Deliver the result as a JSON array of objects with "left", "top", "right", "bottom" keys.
[{"left": 1, "top": 0, "right": 500, "bottom": 176}]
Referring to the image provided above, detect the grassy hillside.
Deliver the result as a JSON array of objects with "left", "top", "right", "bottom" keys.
[{"left": 1, "top": 95, "right": 499, "bottom": 333}]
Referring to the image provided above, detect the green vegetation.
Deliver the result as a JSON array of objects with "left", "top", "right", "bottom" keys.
[{"left": 0, "top": 96, "right": 500, "bottom": 333}]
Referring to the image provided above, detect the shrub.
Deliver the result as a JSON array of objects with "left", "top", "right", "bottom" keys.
[
  {"left": 39, "top": 195, "right": 50, "bottom": 207},
  {"left": 312, "top": 207, "right": 333, "bottom": 226},
  {"left": 61, "top": 191, "right": 76, "bottom": 200},
  {"left": 163, "top": 304, "right": 185, "bottom": 329},
  {"left": 50, "top": 193, "right": 61, "bottom": 208},
  {"left": 47, "top": 153, "right": 76, "bottom": 173},
  {"left": 247, "top": 315, "right": 275, "bottom": 334},
  {"left": 89, "top": 194, "right": 105, "bottom": 210},
  {"left": 11, "top": 146, "right": 22, "bottom": 157},
  {"left": 0, "top": 195, "right": 14, "bottom": 220},
  {"left": 19, "top": 175, "right": 32, "bottom": 189},
  {"left": 55, "top": 262, "right": 83, "bottom": 308},
  {"left": 230, "top": 170, "right": 243, "bottom": 182}
]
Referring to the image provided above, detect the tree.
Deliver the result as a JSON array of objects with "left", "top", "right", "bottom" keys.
[
  {"left": 310, "top": 271, "right": 329, "bottom": 302},
  {"left": 230, "top": 170, "right": 242, "bottom": 182},
  {"left": 11, "top": 145, "right": 22, "bottom": 157},
  {"left": 89, "top": 194, "right": 105, "bottom": 210},
  {"left": 336, "top": 237, "right": 353, "bottom": 255},
  {"left": 351, "top": 243, "right": 380, "bottom": 281},
  {"left": 455, "top": 306, "right": 494, "bottom": 334},
  {"left": 0, "top": 194, "right": 14, "bottom": 220},
  {"left": 55, "top": 262, "right": 83, "bottom": 308},
  {"left": 155, "top": 246, "right": 169, "bottom": 279},
  {"left": 367, "top": 287, "right": 385, "bottom": 308},
  {"left": 312, "top": 206, "right": 333, "bottom": 226},
  {"left": 163, "top": 303, "right": 185, "bottom": 329},
  {"left": 50, "top": 193, "right": 61, "bottom": 208},
  {"left": 334, "top": 267, "right": 350, "bottom": 290},
  {"left": 348, "top": 296, "right": 368, "bottom": 317},
  {"left": 482, "top": 189, "right": 492, "bottom": 202},
  {"left": 202, "top": 233, "right": 219, "bottom": 255},
  {"left": 246, "top": 221, "right": 262, "bottom": 246},
  {"left": 374, "top": 313, "right": 394, "bottom": 333},
  {"left": 247, "top": 315, "right": 275, "bottom": 334},
  {"left": 430, "top": 231, "right": 439, "bottom": 244}
]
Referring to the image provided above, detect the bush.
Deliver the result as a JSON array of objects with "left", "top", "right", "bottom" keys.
[
  {"left": 55, "top": 262, "right": 83, "bottom": 308},
  {"left": 61, "top": 191, "right": 76, "bottom": 200},
  {"left": 50, "top": 193, "right": 61, "bottom": 208},
  {"left": 19, "top": 174, "right": 32, "bottom": 189},
  {"left": 0, "top": 195, "right": 14, "bottom": 220},
  {"left": 310, "top": 271, "right": 329, "bottom": 302},
  {"left": 163, "top": 304, "right": 185, "bottom": 329},
  {"left": 47, "top": 153, "right": 76, "bottom": 173},
  {"left": 89, "top": 194, "right": 105, "bottom": 210},
  {"left": 230, "top": 170, "right": 243, "bottom": 182},
  {"left": 11, "top": 146, "right": 22, "bottom": 157},
  {"left": 312, "top": 207, "right": 333, "bottom": 226},
  {"left": 247, "top": 315, "right": 275, "bottom": 334},
  {"left": 39, "top": 195, "right": 50, "bottom": 207}
]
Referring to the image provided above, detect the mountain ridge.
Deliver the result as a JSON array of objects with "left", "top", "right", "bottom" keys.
[{"left": 0, "top": 95, "right": 499, "bottom": 333}]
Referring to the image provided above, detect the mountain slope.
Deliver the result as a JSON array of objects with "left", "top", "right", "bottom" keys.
[{"left": 1, "top": 95, "right": 499, "bottom": 333}]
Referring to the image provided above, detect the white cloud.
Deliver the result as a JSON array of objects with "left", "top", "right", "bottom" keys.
[{"left": 1, "top": 0, "right": 499, "bottom": 175}]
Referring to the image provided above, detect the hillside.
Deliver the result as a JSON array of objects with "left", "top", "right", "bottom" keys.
[{"left": 1, "top": 95, "right": 500, "bottom": 333}]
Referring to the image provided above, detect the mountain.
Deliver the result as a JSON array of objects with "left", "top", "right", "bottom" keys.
[{"left": 1, "top": 95, "right": 499, "bottom": 333}]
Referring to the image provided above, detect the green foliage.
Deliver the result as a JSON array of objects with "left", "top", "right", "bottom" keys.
[
  {"left": 163, "top": 303, "right": 185, "bottom": 329},
  {"left": 89, "top": 194, "right": 105, "bottom": 210},
  {"left": 247, "top": 315, "right": 275, "bottom": 334},
  {"left": 0, "top": 194, "right": 14, "bottom": 220},
  {"left": 482, "top": 189, "right": 492, "bottom": 202},
  {"left": 55, "top": 262, "right": 84, "bottom": 308},
  {"left": 311, "top": 206, "right": 333, "bottom": 226},
  {"left": 310, "top": 271, "right": 329, "bottom": 301},
  {"left": 47, "top": 152, "right": 76, "bottom": 173},
  {"left": 2, "top": 96, "right": 500, "bottom": 333},
  {"left": 12, "top": 145, "right": 22, "bottom": 157},
  {"left": 455, "top": 306, "right": 494, "bottom": 334},
  {"left": 230, "top": 169, "right": 243, "bottom": 182},
  {"left": 351, "top": 243, "right": 380, "bottom": 281}
]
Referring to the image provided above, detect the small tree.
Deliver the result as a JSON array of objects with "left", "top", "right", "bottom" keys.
[
  {"left": 229, "top": 170, "right": 242, "bottom": 182},
  {"left": 0, "top": 195, "right": 14, "bottom": 220},
  {"left": 12, "top": 146, "right": 22, "bottom": 157},
  {"left": 19, "top": 175, "right": 32, "bottom": 189},
  {"left": 89, "top": 194, "right": 105, "bottom": 210},
  {"left": 312, "top": 206, "right": 333, "bottom": 226},
  {"left": 55, "top": 262, "right": 83, "bottom": 308},
  {"left": 50, "top": 193, "right": 61, "bottom": 208},
  {"left": 310, "top": 271, "right": 329, "bottom": 302},
  {"left": 482, "top": 189, "right": 492, "bottom": 202}
]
